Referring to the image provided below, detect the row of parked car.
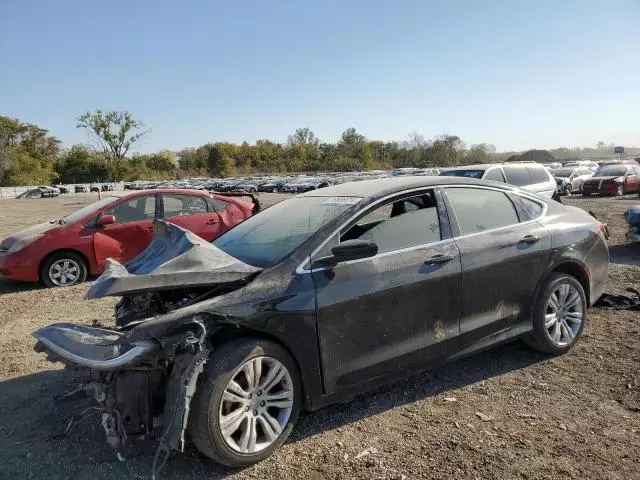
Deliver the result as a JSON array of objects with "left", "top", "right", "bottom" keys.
[
  {"left": 124, "top": 171, "right": 393, "bottom": 194},
  {"left": 542, "top": 159, "right": 640, "bottom": 196}
]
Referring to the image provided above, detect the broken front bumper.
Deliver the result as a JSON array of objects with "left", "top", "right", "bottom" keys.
[{"left": 33, "top": 323, "right": 157, "bottom": 370}]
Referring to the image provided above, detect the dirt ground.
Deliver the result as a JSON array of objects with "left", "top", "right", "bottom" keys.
[{"left": 0, "top": 191, "right": 639, "bottom": 480}]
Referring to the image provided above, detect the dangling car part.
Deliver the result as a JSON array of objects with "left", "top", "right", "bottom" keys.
[
  {"left": 624, "top": 206, "right": 640, "bottom": 243},
  {"left": 33, "top": 178, "right": 609, "bottom": 474}
]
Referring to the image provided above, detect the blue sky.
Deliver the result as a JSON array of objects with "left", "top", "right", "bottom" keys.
[{"left": 1, "top": 0, "right": 638, "bottom": 153}]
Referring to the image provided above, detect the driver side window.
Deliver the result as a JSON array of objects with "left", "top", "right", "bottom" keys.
[
  {"left": 341, "top": 191, "right": 441, "bottom": 254},
  {"left": 104, "top": 195, "right": 155, "bottom": 224}
]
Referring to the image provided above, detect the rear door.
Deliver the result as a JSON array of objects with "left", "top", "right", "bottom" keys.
[
  {"left": 626, "top": 166, "right": 640, "bottom": 192},
  {"left": 441, "top": 186, "right": 551, "bottom": 346},
  {"left": 312, "top": 189, "right": 462, "bottom": 393},
  {"left": 93, "top": 194, "right": 157, "bottom": 268},
  {"left": 160, "top": 193, "right": 222, "bottom": 240}
]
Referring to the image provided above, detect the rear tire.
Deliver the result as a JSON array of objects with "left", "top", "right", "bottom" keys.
[
  {"left": 189, "top": 338, "right": 302, "bottom": 467},
  {"left": 526, "top": 273, "right": 587, "bottom": 355},
  {"left": 40, "top": 252, "right": 88, "bottom": 287}
]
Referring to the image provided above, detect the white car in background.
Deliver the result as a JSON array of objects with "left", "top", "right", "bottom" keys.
[
  {"left": 440, "top": 162, "right": 557, "bottom": 198},
  {"left": 563, "top": 161, "right": 599, "bottom": 172},
  {"left": 552, "top": 166, "right": 594, "bottom": 194}
]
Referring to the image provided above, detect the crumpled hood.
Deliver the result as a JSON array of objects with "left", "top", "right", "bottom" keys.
[
  {"left": 0, "top": 222, "right": 60, "bottom": 249},
  {"left": 87, "top": 220, "right": 261, "bottom": 299}
]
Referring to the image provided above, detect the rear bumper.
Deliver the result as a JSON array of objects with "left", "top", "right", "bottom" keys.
[
  {"left": 0, "top": 252, "right": 39, "bottom": 282},
  {"left": 584, "top": 237, "right": 610, "bottom": 305}
]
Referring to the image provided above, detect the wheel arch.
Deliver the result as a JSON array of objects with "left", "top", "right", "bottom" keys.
[
  {"left": 206, "top": 326, "right": 310, "bottom": 409},
  {"left": 38, "top": 248, "right": 91, "bottom": 283},
  {"left": 536, "top": 260, "right": 591, "bottom": 306}
]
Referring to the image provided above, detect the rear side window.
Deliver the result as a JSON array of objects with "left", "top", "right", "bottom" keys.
[
  {"left": 502, "top": 165, "right": 533, "bottom": 186},
  {"left": 210, "top": 197, "right": 232, "bottom": 211},
  {"left": 162, "top": 194, "right": 208, "bottom": 217},
  {"left": 446, "top": 188, "right": 519, "bottom": 235},
  {"left": 517, "top": 197, "right": 544, "bottom": 219},
  {"left": 527, "top": 166, "right": 551, "bottom": 184},
  {"left": 484, "top": 168, "right": 506, "bottom": 182}
]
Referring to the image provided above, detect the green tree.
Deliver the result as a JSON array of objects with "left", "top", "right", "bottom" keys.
[
  {"left": 76, "top": 110, "right": 149, "bottom": 160},
  {"left": 337, "top": 127, "right": 372, "bottom": 170},
  {"left": 56, "top": 145, "right": 109, "bottom": 183}
]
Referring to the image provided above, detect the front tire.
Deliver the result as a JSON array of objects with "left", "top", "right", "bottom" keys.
[
  {"left": 526, "top": 273, "right": 587, "bottom": 355},
  {"left": 616, "top": 184, "right": 625, "bottom": 196},
  {"left": 189, "top": 338, "right": 301, "bottom": 467},
  {"left": 41, "top": 252, "right": 88, "bottom": 287}
]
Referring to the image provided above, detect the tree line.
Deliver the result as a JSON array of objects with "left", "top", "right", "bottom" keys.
[{"left": 0, "top": 110, "right": 625, "bottom": 187}]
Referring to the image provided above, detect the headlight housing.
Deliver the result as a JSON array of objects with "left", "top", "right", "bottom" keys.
[
  {"left": 614, "top": 177, "right": 624, "bottom": 183},
  {"left": 7, "top": 234, "right": 44, "bottom": 253}
]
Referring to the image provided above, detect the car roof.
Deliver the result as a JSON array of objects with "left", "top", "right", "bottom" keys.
[
  {"left": 112, "top": 188, "right": 210, "bottom": 198},
  {"left": 297, "top": 176, "right": 514, "bottom": 199}
]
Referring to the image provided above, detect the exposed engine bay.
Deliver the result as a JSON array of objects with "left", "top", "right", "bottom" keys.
[{"left": 114, "top": 285, "right": 242, "bottom": 327}]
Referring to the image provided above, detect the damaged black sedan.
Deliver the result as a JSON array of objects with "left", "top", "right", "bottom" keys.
[{"left": 33, "top": 177, "right": 609, "bottom": 471}]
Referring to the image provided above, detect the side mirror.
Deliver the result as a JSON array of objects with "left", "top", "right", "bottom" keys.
[
  {"left": 99, "top": 214, "right": 116, "bottom": 226},
  {"left": 315, "top": 240, "right": 378, "bottom": 266}
]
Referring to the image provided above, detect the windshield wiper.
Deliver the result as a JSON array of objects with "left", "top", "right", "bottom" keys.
[{"left": 57, "top": 218, "right": 65, "bottom": 225}]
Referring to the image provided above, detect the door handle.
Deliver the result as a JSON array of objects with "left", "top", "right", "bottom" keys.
[
  {"left": 423, "top": 254, "right": 454, "bottom": 266},
  {"left": 519, "top": 234, "right": 540, "bottom": 244},
  {"left": 206, "top": 219, "right": 219, "bottom": 225}
]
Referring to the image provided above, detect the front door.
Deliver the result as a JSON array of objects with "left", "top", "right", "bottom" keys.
[
  {"left": 160, "top": 193, "right": 222, "bottom": 240},
  {"left": 441, "top": 186, "right": 552, "bottom": 346},
  {"left": 312, "top": 189, "right": 462, "bottom": 393},
  {"left": 93, "top": 194, "right": 157, "bottom": 269}
]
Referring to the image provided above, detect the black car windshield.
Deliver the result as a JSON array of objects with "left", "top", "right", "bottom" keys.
[
  {"left": 61, "top": 196, "right": 120, "bottom": 224},
  {"left": 213, "top": 196, "right": 361, "bottom": 267},
  {"left": 594, "top": 166, "right": 627, "bottom": 177},
  {"left": 440, "top": 169, "right": 484, "bottom": 179},
  {"left": 553, "top": 169, "right": 574, "bottom": 178}
]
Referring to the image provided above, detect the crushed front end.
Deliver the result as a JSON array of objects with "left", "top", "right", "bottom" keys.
[
  {"left": 33, "top": 319, "right": 210, "bottom": 475},
  {"left": 31, "top": 221, "right": 261, "bottom": 476}
]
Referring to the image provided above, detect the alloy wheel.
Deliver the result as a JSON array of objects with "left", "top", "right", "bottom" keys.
[
  {"left": 218, "top": 356, "right": 294, "bottom": 454},
  {"left": 48, "top": 259, "right": 81, "bottom": 286},
  {"left": 544, "top": 283, "right": 584, "bottom": 347}
]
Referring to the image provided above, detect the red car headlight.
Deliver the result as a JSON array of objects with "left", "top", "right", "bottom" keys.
[{"left": 6, "top": 234, "right": 44, "bottom": 253}]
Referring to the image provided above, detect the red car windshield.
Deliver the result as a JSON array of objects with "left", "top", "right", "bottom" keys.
[{"left": 60, "top": 196, "right": 120, "bottom": 224}]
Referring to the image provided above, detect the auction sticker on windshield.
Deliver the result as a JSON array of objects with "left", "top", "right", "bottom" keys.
[{"left": 322, "top": 197, "right": 362, "bottom": 205}]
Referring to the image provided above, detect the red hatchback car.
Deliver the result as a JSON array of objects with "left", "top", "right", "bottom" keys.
[{"left": 0, "top": 189, "right": 256, "bottom": 287}]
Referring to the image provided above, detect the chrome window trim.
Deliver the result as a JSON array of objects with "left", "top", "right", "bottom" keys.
[{"left": 294, "top": 184, "right": 547, "bottom": 275}]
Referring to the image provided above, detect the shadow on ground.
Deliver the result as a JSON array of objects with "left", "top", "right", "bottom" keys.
[
  {"left": 609, "top": 244, "right": 640, "bottom": 267},
  {"left": 0, "top": 278, "right": 44, "bottom": 296},
  {"left": 0, "top": 341, "right": 545, "bottom": 479}
]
